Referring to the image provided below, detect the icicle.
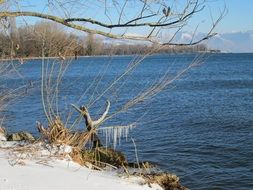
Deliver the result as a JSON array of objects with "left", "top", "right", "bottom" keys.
[
  {"left": 113, "top": 127, "right": 117, "bottom": 149},
  {"left": 99, "top": 124, "right": 135, "bottom": 149},
  {"left": 118, "top": 127, "right": 122, "bottom": 145},
  {"left": 105, "top": 128, "right": 108, "bottom": 148}
]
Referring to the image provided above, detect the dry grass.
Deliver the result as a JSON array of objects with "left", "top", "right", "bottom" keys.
[
  {"left": 142, "top": 173, "right": 188, "bottom": 190},
  {"left": 37, "top": 117, "right": 92, "bottom": 149},
  {"left": 4, "top": 142, "right": 71, "bottom": 167},
  {"left": 0, "top": 126, "right": 6, "bottom": 135}
]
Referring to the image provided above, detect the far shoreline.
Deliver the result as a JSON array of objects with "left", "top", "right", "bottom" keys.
[
  {"left": 0, "top": 54, "right": 146, "bottom": 62},
  {"left": 0, "top": 52, "right": 251, "bottom": 62}
]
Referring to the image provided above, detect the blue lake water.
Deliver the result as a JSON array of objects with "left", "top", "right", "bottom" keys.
[{"left": 2, "top": 53, "right": 253, "bottom": 189}]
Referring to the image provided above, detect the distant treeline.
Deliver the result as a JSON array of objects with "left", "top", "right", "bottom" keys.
[{"left": 0, "top": 21, "right": 209, "bottom": 59}]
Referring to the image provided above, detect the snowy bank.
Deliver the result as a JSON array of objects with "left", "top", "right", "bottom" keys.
[{"left": 0, "top": 141, "right": 162, "bottom": 190}]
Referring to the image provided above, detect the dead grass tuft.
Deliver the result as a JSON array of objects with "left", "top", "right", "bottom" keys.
[
  {"left": 37, "top": 117, "right": 91, "bottom": 149},
  {"left": 143, "top": 173, "right": 188, "bottom": 190}
]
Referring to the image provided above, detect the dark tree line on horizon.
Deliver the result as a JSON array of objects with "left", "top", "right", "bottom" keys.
[{"left": 0, "top": 21, "right": 209, "bottom": 59}]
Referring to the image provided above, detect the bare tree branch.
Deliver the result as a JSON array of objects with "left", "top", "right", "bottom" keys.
[{"left": 0, "top": 0, "right": 226, "bottom": 46}]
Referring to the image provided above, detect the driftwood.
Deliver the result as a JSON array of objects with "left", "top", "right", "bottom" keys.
[{"left": 72, "top": 100, "right": 110, "bottom": 148}]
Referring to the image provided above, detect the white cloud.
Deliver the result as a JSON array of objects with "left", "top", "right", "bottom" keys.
[
  {"left": 181, "top": 33, "right": 192, "bottom": 41},
  {"left": 207, "top": 30, "right": 253, "bottom": 52}
]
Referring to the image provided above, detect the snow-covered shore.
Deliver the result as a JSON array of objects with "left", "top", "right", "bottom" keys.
[{"left": 0, "top": 141, "right": 161, "bottom": 190}]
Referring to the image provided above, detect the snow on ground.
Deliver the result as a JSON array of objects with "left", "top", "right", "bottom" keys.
[{"left": 0, "top": 141, "right": 162, "bottom": 190}]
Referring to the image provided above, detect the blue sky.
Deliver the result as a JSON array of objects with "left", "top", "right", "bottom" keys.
[
  {"left": 217, "top": 0, "right": 253, "bottom": 33},
  {"left": 19, "top": 0, "right": 253, "bottom": 33},
  {"left": 178, "top": 0, "right": 253, "bottom": 34}
]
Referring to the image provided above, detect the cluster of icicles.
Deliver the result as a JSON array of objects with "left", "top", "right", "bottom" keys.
[{"left": 99, "top": 125, "right": 135, "bottom": 149}]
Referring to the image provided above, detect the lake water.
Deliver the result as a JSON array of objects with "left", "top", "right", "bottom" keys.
[{"left": 2, "top": 53, "right": 253, "bottom": 189}]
